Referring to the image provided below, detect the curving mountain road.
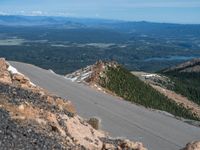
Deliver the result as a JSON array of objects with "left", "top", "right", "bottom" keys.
[{"left": 10, "top": 61, "right": 200, "bottom": 150}]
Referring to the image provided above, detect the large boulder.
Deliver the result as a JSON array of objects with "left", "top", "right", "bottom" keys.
[
  {"left": 120, "top": 139, "right": 147, "bottom": 150},
  {"left": 12, "top": 74, "right": 32, "bottom": 87}
]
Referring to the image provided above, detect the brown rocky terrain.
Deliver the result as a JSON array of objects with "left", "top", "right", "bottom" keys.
[
  {"left": 0, "top": 58, "right": 147, "bottom": 150},
  {"left": 65, "top": 60, "right": 107, "bottom": 84}
]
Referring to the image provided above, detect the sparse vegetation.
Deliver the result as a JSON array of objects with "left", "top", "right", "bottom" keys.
[{"left": 87, "top": 117, "right": 100, "bottom": 130}]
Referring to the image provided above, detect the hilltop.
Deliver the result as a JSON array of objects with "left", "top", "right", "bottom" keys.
[{"left": 0, "top": 58, "right": 147, "bottom": 150}]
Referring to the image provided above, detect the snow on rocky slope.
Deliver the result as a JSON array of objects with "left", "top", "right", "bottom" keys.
[
  {"left": 65, "top": 65, "right": 94, "bottom": 83},
  {"left": 65, "top": 61, "right": 118, "bottom": 94}
]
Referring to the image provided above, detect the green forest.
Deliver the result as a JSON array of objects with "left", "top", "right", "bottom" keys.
[
  {"left": 99, "top": 65, "right": 199, "bottom": 121},
  {"left": 163, "top": 72, "right": 200, "bottom": 105}
]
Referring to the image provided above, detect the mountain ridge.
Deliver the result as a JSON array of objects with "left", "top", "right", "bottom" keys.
[
  {"left": 66, "top": 60, "right": 199, "bottom": 121},
  {"left": 160, "top": 58, "right": 200, "bottom": 106},
  {"left": 1, "top": 15, "right": 200, "bottom": 28},
  {"left": 162, "top": 58, "right": 200, "bottom": 73}
]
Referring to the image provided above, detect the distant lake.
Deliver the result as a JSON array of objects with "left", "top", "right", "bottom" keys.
[{"left": 144, "top": 56, "right": 199, "bottom": 61}]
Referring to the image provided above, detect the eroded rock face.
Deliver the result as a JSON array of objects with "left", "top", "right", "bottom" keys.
[
  {"left": 65, "top": 60, "right": 119, "bottom": 84},
  {"left": 182, "top": 141, "right": 200, "bottom": 150},
  {"left": 65, "top": 60, "right": 120, "bottom": 94},
  {"left": 0, "top": 58, "right": 36, "bottom": 90},
  {"left": 0, "top": 58, "right": 147, "bottom": 150},
  {"left": 0, "top": 58, "right": 12, "bottom": 84}
]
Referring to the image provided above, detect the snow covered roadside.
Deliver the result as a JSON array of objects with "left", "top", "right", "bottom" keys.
[
  {"left": 8, "top": 64, "right": 23, "bottom": 75},
  {"left": 7, "top": 63, "right": 36, "bottom": 87},
  {"left": 65, "top": 69, "right": 93, "bottom": 82},
  {"left": 141, "top": 73, "right": 161, "bottom": 78}
]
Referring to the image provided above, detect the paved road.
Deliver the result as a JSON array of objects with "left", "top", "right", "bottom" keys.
[{"left": 10, "top": 61, "right": 200, "bottom": 150}]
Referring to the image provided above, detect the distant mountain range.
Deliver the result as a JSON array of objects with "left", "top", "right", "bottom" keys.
[
  {"left": 0, "top": 15, "right": 87, "bottom": 27},
  {"left": 0, "top": 15, "right": 124, "bottom": 27},
  {"left": 0, "top": 15, "right": 200, "bottom": 33}
]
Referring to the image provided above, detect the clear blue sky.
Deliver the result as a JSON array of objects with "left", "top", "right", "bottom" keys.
[{"left": 0, "top": 0, "right": 200, "bottom": 24}]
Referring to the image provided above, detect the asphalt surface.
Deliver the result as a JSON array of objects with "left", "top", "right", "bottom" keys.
[{"left": 10, "top": 61, "right": 200, "bottom": 150}]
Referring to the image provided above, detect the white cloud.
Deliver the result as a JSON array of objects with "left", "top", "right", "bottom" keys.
[
  {"left": 55, "top": 12, "right": 76, "bottom": 17},
  {"left": 121, "top": 1, "right": 200, "bottom": 8},
  {"left": 31, "top": 11, "right": 43, "bottom": 16},
  {"left": 0, "top": 11, "right": 9, "bottom": 15}
]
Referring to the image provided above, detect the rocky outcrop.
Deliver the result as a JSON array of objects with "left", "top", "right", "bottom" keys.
[
  {"left": 66, "top": 60, "right": 118, "bottom": 84},
  {"left": 0, "top": 58, "right": 12, "bottom": 84},
  {"left": 0, "top": 58, "right": 37, "bottom": 90},
  {"left": 0, "top": 58, "right": 147, "bottom": 150},
  {"left": 182, "top": 141, "right": 200, "bottom": 150},
  {"left": 65, "top": 61, "right": 120, "bottom": 95}
]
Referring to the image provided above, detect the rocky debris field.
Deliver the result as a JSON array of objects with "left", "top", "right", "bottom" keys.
[{"left": 0, "top": 58, "right": 148, "bottom": 150}]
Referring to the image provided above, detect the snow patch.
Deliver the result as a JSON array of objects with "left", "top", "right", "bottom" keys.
[
  {"left": 7, "top": 63, "right": 36, "bottom": 87},
  {"left": 97, "top": 87, "right": 102, "bottom": 91},
  {"left": 142, "top": 74, "right": 161, "bottom": 78},
  {"left": 66, "top": 76, "right": 79, "bottom": 82},
  {"left": 49, "top": 69, "right": 56, "bottom": 74},
  {"left": 80, "top": 71, "right": 92, "bottom": 80},
  {"left": 29, "top": 81, "right": 36, "bottom": 87},
  {"left": 7, "top": 65, "right": 22, "bottom": 75},
  {"left": 66, "top": 71, "right": 92, "bottom": 82}
]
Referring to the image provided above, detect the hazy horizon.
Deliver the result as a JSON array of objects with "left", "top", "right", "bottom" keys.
[{"left": 0, "top": 0, "right": 200, "bottom": 24}]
